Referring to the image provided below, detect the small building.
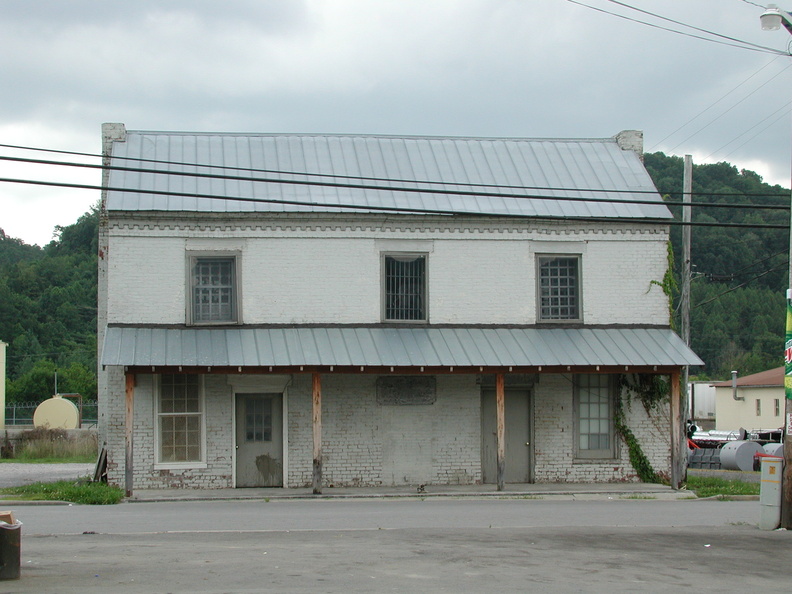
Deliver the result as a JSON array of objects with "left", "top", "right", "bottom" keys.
[
  {"left": 712, "top": 367, "right": 784, "bottom": 433},
  {"left": 97, "top": 125, "right": 701, "bottom": 493}
]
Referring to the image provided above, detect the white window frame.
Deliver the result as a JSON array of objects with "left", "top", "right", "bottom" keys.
[
  {"left": 537, "top": 254, "right": 582, "bottom": 323},
  {"left": 154, "top": 374, "right": 207, "bottom": 470},
  {"left": 187, "top": 252, "right": 241, "bottom": 325},
  {"left": 573, "top": 374, "right": 617, "bottom": 460},
  {"left": 381, "top": 252, "right": 428, "bottom": 322}
]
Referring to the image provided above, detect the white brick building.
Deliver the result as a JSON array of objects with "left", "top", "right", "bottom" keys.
[{"left": 98, "top": 125, "right": 701, "bottom": 493}]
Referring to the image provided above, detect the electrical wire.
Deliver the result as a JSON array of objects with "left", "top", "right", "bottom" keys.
[
  {"left": 606, "top": 0, "right": 784, "bottom": 53},
  {"left": 0, "top": 175, "right": 788, "bottom": 230},
  {"left": 693, "top": 260, "right": 790, "bottom": 308},
  {"left": 1, "top": 141, "right": 790, "bottom": 200},
  {"left": 1, "top": 152, "right": 790, "bottom": 212},
  {"left": 667, "top": 65, "right": 792, "bottom": 154},
  {"left": 567, "top": 0, "right": 789, "bottom": 56},
  {"left": 649, "top": 57, "right": 787, "bottom": 151},
  {"left": 705, "top": 101, "right": 792, "bottom": 159}
]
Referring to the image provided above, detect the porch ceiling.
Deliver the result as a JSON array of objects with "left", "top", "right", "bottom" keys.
[{"left": 101, "top": 325, "right": 702, "bottom": 371}]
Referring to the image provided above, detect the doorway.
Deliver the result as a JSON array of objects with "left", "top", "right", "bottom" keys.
[
  {"left": 235, "top": 393, "right": 283, "bottom": 487},
  {"left": 481, "top": 388, "right": 532, "bottom": 483}
]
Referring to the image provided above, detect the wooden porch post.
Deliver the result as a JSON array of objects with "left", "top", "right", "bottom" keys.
[
  {"left": 312, "top": 373, "right": 322, "bottom": 495},
  {"left": 670, "top": 369, "right": 683, "bottom": 490},
  {"left": 496, "top": 372, "right": 505, "bottom": 492},
  {"left": 124, "top": 372, "right": 135, "bottom": 498}
]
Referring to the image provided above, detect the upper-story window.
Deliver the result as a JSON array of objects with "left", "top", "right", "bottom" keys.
[
  {"left": 383, "top": 253, "right": 427, "bottom": 322},
  {"left": 537, "top": 255, "right": 581, "bottom": 322},
  {"left": 189, "top": 255, "right": 239, "bottom": 324}
]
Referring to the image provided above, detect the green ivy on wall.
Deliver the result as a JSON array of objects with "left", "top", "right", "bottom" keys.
[
  {"left": 614, "top": 374, "right": 669, "bottom": 484},
  {"left": 649, "top": 240, "right": 678, "bottom": 330}
]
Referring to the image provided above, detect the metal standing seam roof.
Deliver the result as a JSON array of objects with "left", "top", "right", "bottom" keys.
[
  {"left": 105, "top": 131, "right": 671, "bottom": 221},
  {"left": 101, "top": 326, "right": 703, "bottom": 369}
]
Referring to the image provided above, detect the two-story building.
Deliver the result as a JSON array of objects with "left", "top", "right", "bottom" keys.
[{"left": 97, "top": 124, "right": 701, "bottom": 493}]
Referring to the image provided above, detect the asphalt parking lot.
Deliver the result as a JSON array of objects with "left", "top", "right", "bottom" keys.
[{"left": 1, "top": 496, "right": 788, "bottom": 593}]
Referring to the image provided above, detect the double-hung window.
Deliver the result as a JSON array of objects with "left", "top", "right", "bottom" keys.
[
  {"left": 189, "top": 255, "right": 239, "bottom": 324},
  {"left": 157, "top": 374, "right": 204, "bottom": 465},
  {"left": 537, "top": 255, "right": 581, "bottom": 322},
  {"left": 574, "top": 374, "right": 616, "bottom": 459},
  {"left": 383, "top": 253, "right": 427, "bottom": 322}
]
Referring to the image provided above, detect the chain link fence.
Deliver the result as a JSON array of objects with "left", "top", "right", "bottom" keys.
[{"left": 3, "top": 400, "right": 98, "bottom": 427}]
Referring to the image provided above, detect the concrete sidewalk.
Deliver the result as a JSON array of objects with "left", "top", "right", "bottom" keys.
[{"left": 125, "top": 480, "right": 697, "bottom": 503}]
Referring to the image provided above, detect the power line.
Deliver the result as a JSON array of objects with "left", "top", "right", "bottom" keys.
[
  {"left": 706, "top": 100, "right": 792, "bottom": 159},
  {"left": 667, "top": 65, "right": 792, "bottom": 154},
  {"left": 567, "top": 0, "right": 789, "bottom": 55},
  {"left": 1, "top": 152, "right": 790, "bottom": 212},
  {"left": 649, "top": 57, "right": 787, "bottom": 151},
  {"left": 2, "top": 141, "right": 791, "bottom": 199},
  {"left": 606, "top": 0, "right": 784, "bottom": 53},
  {"left": 694, "top": 260, "right": 790, "bottom": 308},
  {"left": 0, "top": 175, "right": 789, "bottom": 230}
]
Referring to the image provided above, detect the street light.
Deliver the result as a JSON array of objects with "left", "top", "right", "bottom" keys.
[
  {"left": 760, "top": 3, "right": 792, "bottom": 531},
  {"left": 761, "top": 5, "right": 792, "bottom": 33}
]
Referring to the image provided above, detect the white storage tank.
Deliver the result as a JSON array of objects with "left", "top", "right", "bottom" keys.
[{"left": 33, "top": 395, "right": 80, "bottom": 429}]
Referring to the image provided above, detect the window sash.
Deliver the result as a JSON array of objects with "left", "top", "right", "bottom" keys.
[
  {"left": 383, "top": 254, "right": 427, "bottom": 321},
  {"left": 158, "top": 375, "right": 204, "bottom": 464},
  {"left": 538, "top": 256, "right": 580, "bottom": 321},
  {"left": 191, "top": 257, "right": 237, "bottom": 323},
  {"left": 575, "top": 374, "right": 615, "bottom": 459}
]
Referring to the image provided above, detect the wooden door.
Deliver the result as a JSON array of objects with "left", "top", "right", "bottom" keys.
[
  {"left": 481, "top": 389, "right": 532, "bottom": 483},
  {"left": 235, "top": 393, "right": 283, "bottom": 487}
]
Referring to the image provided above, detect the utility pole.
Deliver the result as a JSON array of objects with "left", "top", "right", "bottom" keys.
[
  {"left": 680, "top": 155, "right": 693, "bottom": 483},
  {"left": 759, "top": 3, "right": 792, "bottom": 531}
]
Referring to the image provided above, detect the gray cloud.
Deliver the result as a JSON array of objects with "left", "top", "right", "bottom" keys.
[{"left": 1, "top": 0, "right": 790, "bottom": 245}]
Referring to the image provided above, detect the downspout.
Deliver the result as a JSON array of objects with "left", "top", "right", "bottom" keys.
[{"left": 732, "top": 370, "right": 744, "bottom": 401}]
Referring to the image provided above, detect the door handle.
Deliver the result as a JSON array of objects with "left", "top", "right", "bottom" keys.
[{"left": 525, "top": 442, "right": 530, "bottom": 446}]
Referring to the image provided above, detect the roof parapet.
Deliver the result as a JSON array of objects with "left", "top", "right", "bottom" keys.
[
  {"left": 102, "top": 123, "right": 126, "bottom": 155},
  {"left": 614, "top": 130, "right": 643, "bottom": 160}
]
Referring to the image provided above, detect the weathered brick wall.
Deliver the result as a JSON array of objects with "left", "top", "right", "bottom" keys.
[
  {"left": 104, "top": 373, "right": 234, "bottom": 489},
  {"left": 532, "top": 375, "right": 671, "bottom": 483},
  {"left": 104, "top": 218, "right": 669, "bottom": 326},
  {"left": 287, "top": 374, "right": 481, "bottom": 488}
]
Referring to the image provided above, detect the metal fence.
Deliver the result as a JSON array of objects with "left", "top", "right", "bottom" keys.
[{"left": 4, "top": 401, "right": 98, "bottom": 427}]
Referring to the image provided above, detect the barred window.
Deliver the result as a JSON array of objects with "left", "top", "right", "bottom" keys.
[
  {"left": 574, "top": 375, "right": 616, "bottom": 459},
  {"left": 158, "top": 375, "right": 203, "bottom": 464},
  {"left": 191, "top": 256, "right": 237, "bottom": 323},
  {"left": 383, "top": 254, "right": 427, "bottom": 321},
  {"left": 538, "top": 255, "right": 580, "bottom": 321}
]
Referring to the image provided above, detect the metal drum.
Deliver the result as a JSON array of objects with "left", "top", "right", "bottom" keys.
[{"left": 719, "top": 440, "right": 762, "bottom": 472}]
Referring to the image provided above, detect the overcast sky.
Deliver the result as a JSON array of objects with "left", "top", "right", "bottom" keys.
[{"left": 2, "top": 0, "right": 791, "bottom": 246}]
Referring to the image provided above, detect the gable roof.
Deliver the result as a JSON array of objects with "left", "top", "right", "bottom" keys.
[
  {"left": 711, "top": 367, "right": 783, "bottom": 388},
  {"left": 104, "top": 129, "right": 671, "bottom": 221}
]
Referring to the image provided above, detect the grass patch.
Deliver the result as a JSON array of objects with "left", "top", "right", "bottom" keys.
[
  {"left": 684, "top": 476, "right": 760, "bottom": 499},
  {"left": 0, "top": 478, "right": 124, "bottom": 505},
  {"left": 2, "top": 428, "right": 97, "bottom": 463}
]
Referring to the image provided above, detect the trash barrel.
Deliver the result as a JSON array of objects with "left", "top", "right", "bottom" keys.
[{"left": 0, "top": 516, "right": 21, "bottom": 580}]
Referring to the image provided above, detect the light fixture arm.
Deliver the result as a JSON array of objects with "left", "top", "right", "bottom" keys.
[{"left": 761, "top": 4, "right": 792, "bottom": 35}]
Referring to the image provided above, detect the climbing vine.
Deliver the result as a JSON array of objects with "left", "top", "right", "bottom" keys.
[
  {"left": 619, "top": 373, "right": 668, "bottom": 414},
  {"left": 614, "top": 394, "right": 659, "bottom": 483},
  {"left": 615, "top": 374, "right": 669, "bottom": 484},
  {"left": 649, "top": 240, "right": 678, "bottom": 330}
]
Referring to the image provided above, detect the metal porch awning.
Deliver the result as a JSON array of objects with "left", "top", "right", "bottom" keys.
[{"left": 101, "top": 325, "right": 702, "bottom": 371}]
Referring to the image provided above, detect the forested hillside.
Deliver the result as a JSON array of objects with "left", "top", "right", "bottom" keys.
[
  {"left": 0, "top": 155, "right": 789, "bottom": 402},
  {"left": 644, "top": 153, "right": 789, "bottom": 379},
  {"left": 0, "top": 207, "right": 98, "bottom": 403}
]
